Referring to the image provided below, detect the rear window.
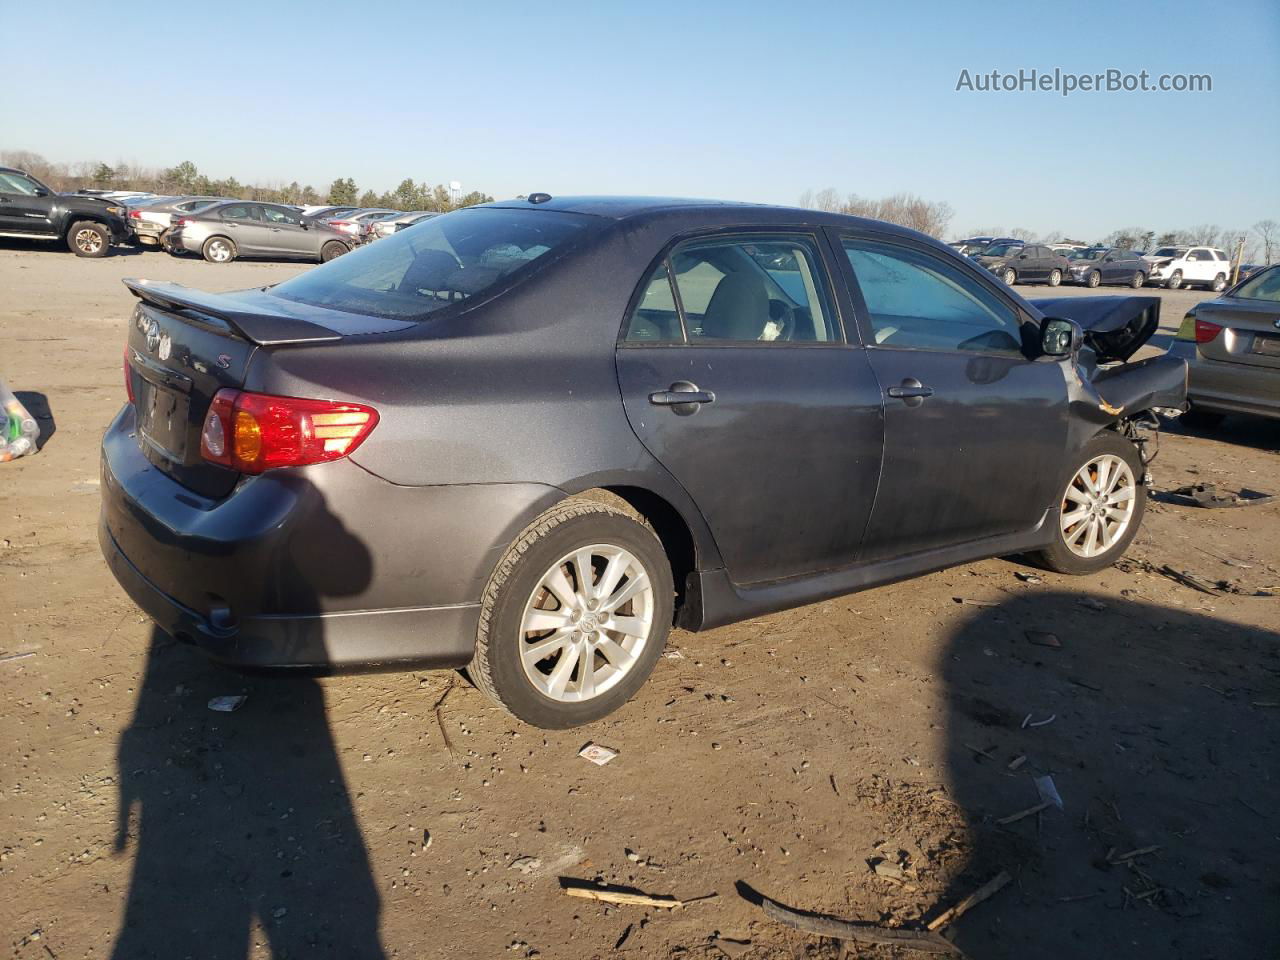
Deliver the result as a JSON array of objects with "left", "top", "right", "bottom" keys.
[{"left": 271, "top": 207, "right": 597, "bottom": 320}]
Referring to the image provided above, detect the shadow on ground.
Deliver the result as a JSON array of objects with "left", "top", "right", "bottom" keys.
[
  {"left": 13, "top": 391, "right": 55, "bottom": 451},
  {"left": 936, "top": 590, "right": 1279, "bottom": 958}
]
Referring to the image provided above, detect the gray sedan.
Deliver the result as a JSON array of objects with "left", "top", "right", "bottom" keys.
[
  {"left": 1168, "top": 264, "right": 1280, "bottom": 424},
  {"left": 168, "top": 201, "right": 351, "bottom": 263}
]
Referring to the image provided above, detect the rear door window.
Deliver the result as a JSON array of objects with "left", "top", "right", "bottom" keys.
[
  {"left": 624, "top": 262, "right": 683, "bottom": 342},
  {"left": 220, "top": 204, "right": 259, "bottom": 221}
]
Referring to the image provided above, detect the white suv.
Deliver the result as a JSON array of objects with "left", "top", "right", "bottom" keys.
[{"left": 1144, "top": 246, "right": 1232, "bottom": 291}]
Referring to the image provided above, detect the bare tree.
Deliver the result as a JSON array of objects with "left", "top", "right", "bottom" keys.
[
  {"left": 798, "top": 189, "right": 953, "bottom": 238},
  {"left": 1187, "top": 224, "right": 1222, "bottom": 246},
  {"left": 1253, "top": 219, "right": 1278, "bottom": 263}
]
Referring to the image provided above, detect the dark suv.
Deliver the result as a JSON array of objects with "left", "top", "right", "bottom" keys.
[
  {"left": 101, "top": 197, "right": 1187, "bottom": 727},
  {"left": 0, "top": 167, "right": 132, "bottom": 257},
  {"left": 976, "top": 243, "right": 1072, "bottom": 286}
]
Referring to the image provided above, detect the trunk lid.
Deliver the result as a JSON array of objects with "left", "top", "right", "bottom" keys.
[
  {"left": 122, "top": 279, "right": 412, "bottom": 498},
  {"left": 1193, "top": 298, "right": 1280, "bottom": 371}
]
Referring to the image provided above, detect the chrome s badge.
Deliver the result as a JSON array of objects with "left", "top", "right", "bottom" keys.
[
  {"left": 158, "top": 332, "right": 172, "bottom": 360},
  {"left": 216, "top": 354, "right": 232, "bottom": 369},
  {"left": 145, "top": 319, "right": 161, "bottom": 353}
]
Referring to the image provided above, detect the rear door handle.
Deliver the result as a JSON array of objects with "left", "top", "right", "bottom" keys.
[
  {"left": 886, "top": 378, "right": 934, "bottom": 405},
  {"left": 649, "top": 381, "right": 715, "bottom": 415}
]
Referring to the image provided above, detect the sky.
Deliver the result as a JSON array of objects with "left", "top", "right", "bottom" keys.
[{"left": 2, "top": 0, "right": 1277, "bottom": 240}]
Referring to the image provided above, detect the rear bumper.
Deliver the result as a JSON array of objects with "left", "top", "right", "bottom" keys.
[
  {"left": 99, "top": 405, "right": 561, "bottom": 668},
  {"left": 1167, "top": 340, "right": 1280, "bottom": 419}
]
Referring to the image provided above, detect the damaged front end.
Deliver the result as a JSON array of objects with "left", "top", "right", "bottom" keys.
[{"left": 1031, "top": 295, "right": 1189, "bottom": 481}]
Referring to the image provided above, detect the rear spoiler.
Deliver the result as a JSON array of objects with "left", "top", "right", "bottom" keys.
[{"left": 123, "top": 279, "right": 343, "bottom": 346}]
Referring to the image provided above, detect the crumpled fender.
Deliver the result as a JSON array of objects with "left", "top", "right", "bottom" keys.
[{"left": 1066, "top": 354, "right": 1188, "bottom": 425}]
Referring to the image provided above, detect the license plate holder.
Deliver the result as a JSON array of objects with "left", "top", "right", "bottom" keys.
[
  {"left": 137, "top": 379, "right": 189, "bottom": 460},
  {"left": 1253, "top": 335, "right": 1280, "bottom": 357}
]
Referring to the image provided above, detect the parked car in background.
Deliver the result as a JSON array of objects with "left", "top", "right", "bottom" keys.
[
  {"left": 102, "top": 196, "right": 1186, "bottom": 727},
  {"left": 1049, "top": 242, "right": 1087, "bottom": 255},
  {"left": 128, "top": 196, "right": 230, "bottom": 247},
  {"left": 324, "top": 208, "right": 400, "bottom": 245},
  {"left": 369, "top": 210, "right": 438, "bottom": 240},
  {"left": 976, "top": 242, "right": 1072, "bottom": 286},
  {"left": 1067, "top": 247, "right": 1149, "bottom": 288},
  {"left": 167, "top": 201, "right": 351, "bottom": 263},
  {"left": 301, "top": 205, "right": 359, "bottom": 220},
  {"left": 951, "top": 236, "right": 1022, "bottom": 257},
  {"left": 1169, "top": 264, "right": 1280, "bottom": 425},
  {"left": 1144, "top": 246, "right": 1232, "bottom": 291},
  {"left": 1234, "top": 263, "right": 1270, "bottom": 283},
  {"left": 0, "top": 166, "right": 131, "bottom": 257}
]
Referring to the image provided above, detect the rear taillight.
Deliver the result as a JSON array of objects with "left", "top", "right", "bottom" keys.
[
  {"left": 199, "top": 389, "right": 378, "bottom": 474},
  {"left": 1195, "top": 318, "right": 1224, "bottom": 344},
  {"left": 128, "top": 210, "right": 143, "bottom": 219},
  {"left": 124, "top": 346, "right": 135, "bottom": 404},
  {"left": 174, "top": 217, "right": 192, "bottom": 227}
]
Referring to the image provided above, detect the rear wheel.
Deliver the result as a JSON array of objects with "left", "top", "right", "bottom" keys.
[
  {"left": 470, "top": 498, "right": 674, "bottom": 728},
  {"left": 1166, "top": 270, "right": 1183, "bottom": 290},
  {"left": 1130, "top": 271, "right": 1145, "bottom": 288},
  {"left": 202, "top": 236, "right": 236, "bottom": 263},
  {"left": 1001, "top": 268, "right": 1016, "bottom": 285},
  {"left": 1210, "top": 273, "right": 1227, "bottom": 292},
  {"left": 1029, "top": 431, "right": 1146, "bottom": 575},
  {"left": 320, "top": 240, "right": 347, "bottom": 263},
  {"left": 67, "top": 221, "right": 110, "bottom": 258},
  {"left": 1086, "top": 270, "right": 1101, "bottom": 288},
  {"left": 1047, "top": 269, "right": 1062, "bottom": 287}
]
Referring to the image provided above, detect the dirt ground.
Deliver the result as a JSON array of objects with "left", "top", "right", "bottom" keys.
[{"left": 1, "top": 242, "right": 1278, "bottom": 960}]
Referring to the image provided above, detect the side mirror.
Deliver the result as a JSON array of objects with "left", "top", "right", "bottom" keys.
[
  {"left": 34, "top": 187, "right": 49, "bottom": 197},
  {"left": 1041, "top": 317, "right": 1082, "bottom": 357}
]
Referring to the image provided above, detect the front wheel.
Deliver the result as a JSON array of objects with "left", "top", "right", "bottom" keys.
[
  {"left": 1001, "top": 268, "right": 1016, "bottom": 285},
  {"left": 68, "top": 221, "right": 110, "bottom": 258},
  {"left": 1130, "top": 271, "right": 1145, "bottom": 289},
  {"left": 320, "top": 240, "right": 348, "bottom": 263},
  {"left": 469, "top": 498, "right": 674, "bottom": 728},
  {"left": 1047, "top": 269, "right": 1062, "bottom": 287},
  {"left": 1029, "top": 431, "right": 1146, "bottom": 575},
  {"left": 1166, "top": 270, "right": 1183, "bottom": 290},
  {"left": 202, "top": 236, "right": 237, "bottom": 263},
  {"left": 1086, "top": 270, "right": 1101, "bottom": 288}
]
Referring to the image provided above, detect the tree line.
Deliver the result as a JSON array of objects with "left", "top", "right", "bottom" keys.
[{"left": 0, "top": 151, "right": 495, "bottom": 213}]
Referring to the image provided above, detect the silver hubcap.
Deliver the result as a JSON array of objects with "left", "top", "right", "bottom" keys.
[
  {"left": 209, "top": 240, "right": 231, "bottom": 261},
  {"left": 75, "top": 228, "right": 102, "bottom": 253},
  {"left": 1061, "top": 454, "right": 1136, "bottom": 558},
  {"left": 519, "top": 544, "right": 654, "bottom": 702}
]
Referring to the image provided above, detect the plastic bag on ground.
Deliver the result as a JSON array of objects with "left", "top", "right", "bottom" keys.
[{"left": 0, "top": 380, "right": 41, "bottom": 462}]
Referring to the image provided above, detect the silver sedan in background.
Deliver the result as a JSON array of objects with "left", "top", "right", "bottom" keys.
[
  {"left": 368, "top": 210, "right": 438, "bottom": 240},
  {"left": 127, "top": 196, "right": 230, "bottom": 247},
  {"left": 167, "top": 201, "right": 351, "bottom": 263},
  {"left": 1169, "top": 264, "right": 1280, "bottom": 425}
]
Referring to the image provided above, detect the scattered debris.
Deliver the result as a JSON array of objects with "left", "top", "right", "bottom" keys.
[
  {"left": 579, "top": 743, "right": 618, "bottom": 766},
  {"left": 752, "top": 890, "right": 955, "bottom": 954},
  {"left": 432, "top": 676, "right": 458, "bottom": 761},
  {"left": 997, "top": 801, "right": 1052, "bottom": 825},
  {"left": 1158, "top": 565, "right": 1225, "bottom": 595},
  {"left": 1025, "top": 630, "right": 1061, "bottom": 649},
  {"left": 952, "top": 597, "right": 998, "bottom": 607},
  {"left": 560, "top": 879, "right": 713, "bottom": 909},
  {"left": 661, "top": 649, "right": 686, "bottom": 660},
  {"left": 1108, "top": 845, "right": 1159, "bottom": 864},
  {"left": 709, "top": 935, "right": 752, "bottom": 958},
  {"left": 1015, "top": 572, "right": 1043, "bottom": 584},
  {"left": 421, "top": 829, "right": 432, "bottom": 852},
  {"left": 1007, "top": 755, "right": 1027, "bottom": 771},
  {"left": 1068, "top": 676, "right": 1103, "bottom": 692},
  {"left": 963, "top": 743, "right": 996, "bottom": 761},
  {"left": 868, "top": 858, "right": 916, "bottom": 888},
  {"left": 0, "top": 381, "right": 41, "bottom": 461},
  {"left": 207, "top": 695, "right": 246, "bottom": 713},
  {"left": 1077, "top": 597, "right": 1108, "bottom": 612},
  {"left": 1034, "top": 775, "right": 1064, "bottom": 810},
  {"left": 1162, "top": 483, "right": 1275, "bottom": 509},
  {"left": 1021, "top": 713, "right": 1057, "bottom": 729},
  {"left": 510, "top": 856, "right": 543, "bottom": 875},
  {"left": 926, "top": 870, "right": 1012, "bottom": 931},
  {"left": 0, "top": 651, "right": 36, "bottom": 664}
]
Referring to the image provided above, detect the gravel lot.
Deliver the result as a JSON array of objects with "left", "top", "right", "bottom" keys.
[{"left": 2, "top": 243, "right": 1277, "bottom": 960}]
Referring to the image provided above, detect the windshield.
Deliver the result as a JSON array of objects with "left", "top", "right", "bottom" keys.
[
  {"left": 1070, "top": 248, "right": 1105, "bottom": 261},
  {"left": 1232, "top": 265, "right": 1280, "bottom": 302},
  {"left": 272, "top": 207, "right": 597, "bottom": 320},
  {"left": 983, "top": 243, "right": 1021, "bottom": 257}
]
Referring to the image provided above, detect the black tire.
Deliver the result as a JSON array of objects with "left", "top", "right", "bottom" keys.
[
  {"left": 320, "top": 240, "right": 347, "bottom": 263},
  {"left": 1210, "top": 273, "right": 1227, "bottom": 293},
  {"left": 67, "top": 221, "right": 110, "bottom": 258},
  {"left": 1166, "top": 270, "right": 1183, "bottom": 290},
  {"left": 469, "top": 497, "right": 675, "bottom": 728},
  {"left": 1001, "top": 268, "right": 1017, "bottom": 286},
  {"left": 1047, "top": 269, "right": 1062, "bottom": 287},
  {"left": 1130, "top": 271, "right": 1145, "bottom": 289},
  {"left": 1029, "top": 431, "right": 1146, "bottom": 576},
  {"left": 202, "top": 236, "right": 236, "bottom": 263},
  {"left": 1180, "top": 407, "right": 1225, "bottom": 430},
  {"left": 1086, "top": 270, "right": 1101, "bottom": 288}
]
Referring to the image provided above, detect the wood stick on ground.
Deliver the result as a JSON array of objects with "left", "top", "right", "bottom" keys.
[
  {"left": 757, "top": 894, "right": 957, "bottom": 954},
  {"left": 926, "top": 871, "right": 1012, "bottom": 931},
  {"left": 997, "top": 801, "right": 1051, "bottom": 825},
  {"left": 562, "top": 884, "right": 704, "bottom": 909},
  {"left": 1109, "top": 845, "right": 1160, "bottom": 863}
]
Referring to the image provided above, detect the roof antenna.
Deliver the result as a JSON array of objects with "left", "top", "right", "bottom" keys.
[{"left": 527, "top": 192, "right": 552, "bottom": 204}]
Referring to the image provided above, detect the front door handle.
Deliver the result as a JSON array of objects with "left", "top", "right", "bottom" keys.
[
  {"left": 649, "top": 380, "right": 715, "bottom": 416},
  {"left": 886, "top": 378, "right": 934, "bottom": 406}
]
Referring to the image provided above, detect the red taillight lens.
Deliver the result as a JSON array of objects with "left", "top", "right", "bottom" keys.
[
  {"left": 124, "top": 346, "right": 135, "bottom": 404},
  {"left": 174, "top": 217, "right": 192, "bottom": 227},
  {"left": 128, "top": 210, "right": 143, "bottom": 219},
  {"left": 199, "top": 389, "right": 378, "bottom": 474},
  {"left": 1195, "top": 318, "right": 1224, "bottom": 344}
]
